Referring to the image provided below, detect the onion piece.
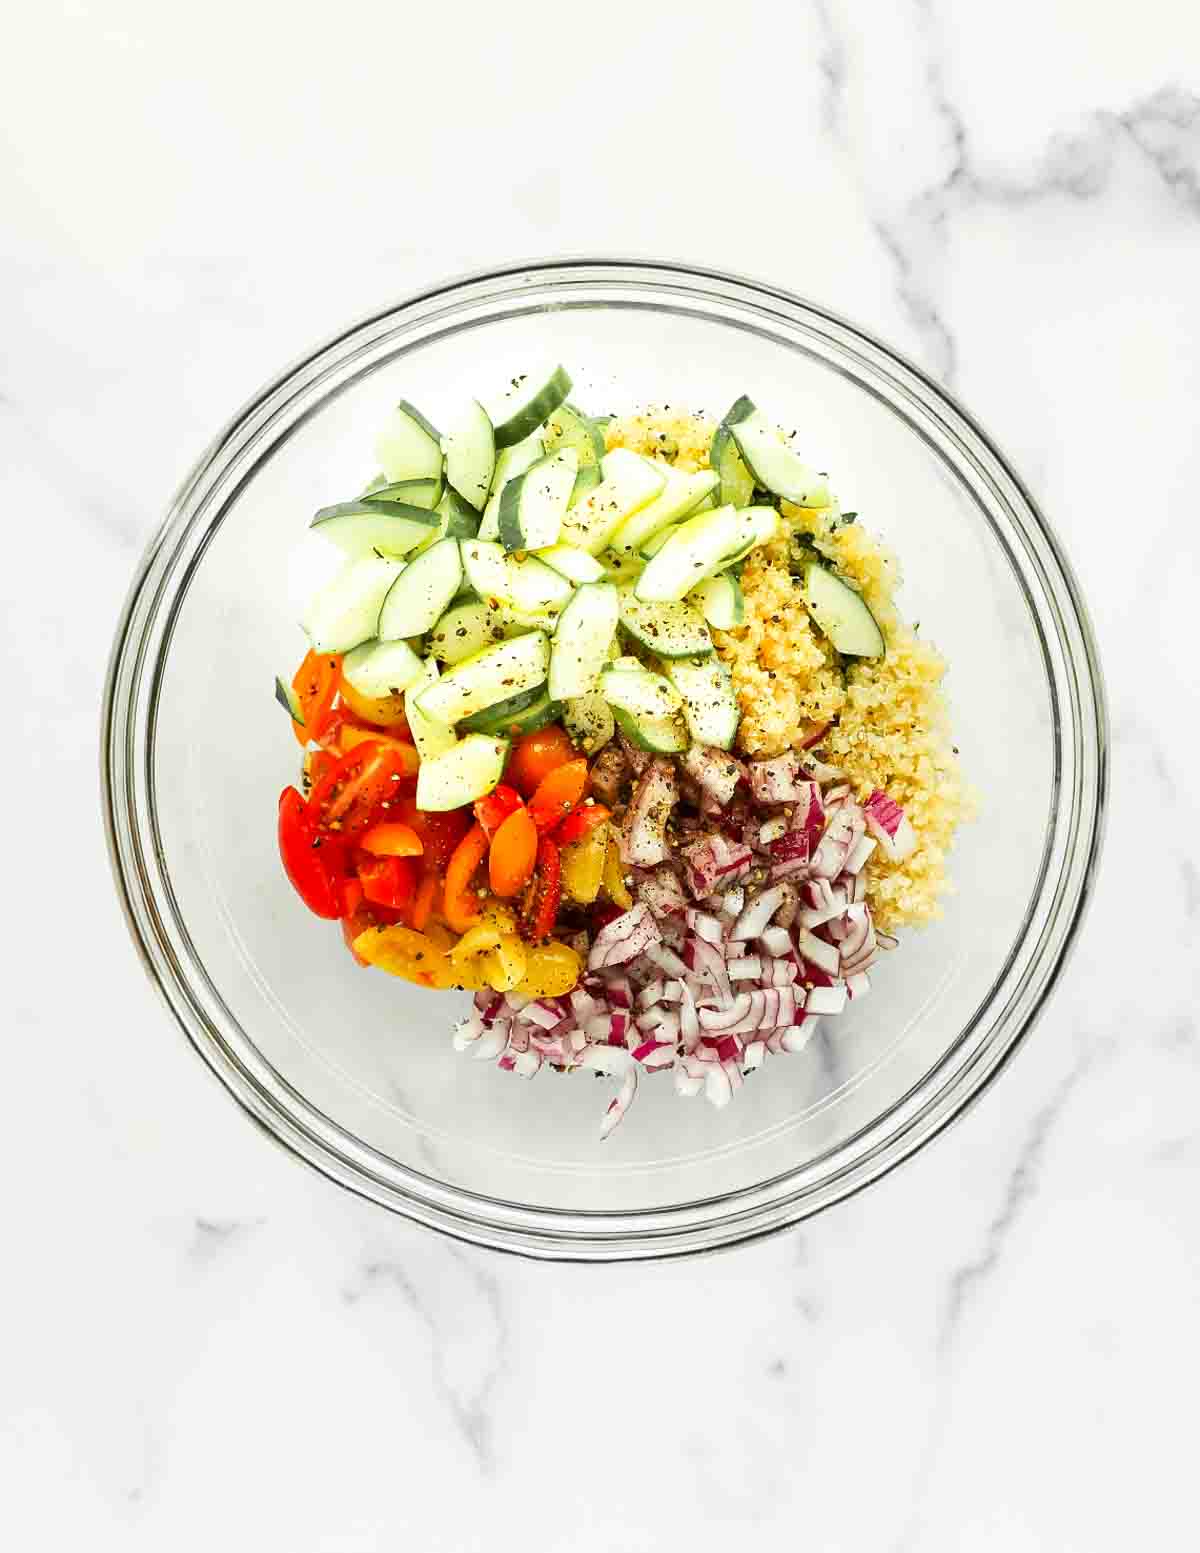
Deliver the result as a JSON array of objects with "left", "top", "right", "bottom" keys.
[
  {"left": 728, "top": 956, "right": 762, "bottom": 981},
  {"left": 759, "top": 925, "right": 792, "bottom": 957},
  {"left": 864, "top": 789, "right": 917, "bottom": 862},
  {"left": 683, "top": 745, "right": 744, "bottom": 806},
  {"left": 685, "top": 909, "right": 724, "bottom": 945},
  {"left": 806, "top": 984, "right": 848, "bottom": 1015},
  {"left": 732, "top": 884, "right": 786, "bottom": 941},
  {"left": 747, "top": 752, "right": 808, "bottom": 803},
  {"left": 588, "top": 903, "right": 661, "bottom": 969},
  {"left": 797, "top": 929, "right": 841, "bottom": 978},
  {"left": 579, "top": 1045, "right": 640, "bottom": 1139},
  {"left": 646, "top": 942, "right": 689, "bottom": 979}
]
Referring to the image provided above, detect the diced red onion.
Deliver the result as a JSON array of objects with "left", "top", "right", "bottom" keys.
[
  {"left": 588, "top": 903, "right": 661, "bottom": 969},
  {"left": 620, "top": 759, "right": 677, "bottom": 867},
  {"left": 805, "top": 984, "right": 848, "bottom": 1015},
  {"left": 636, "top": 978, "right": 664, "bottom": 1008},
  {"left": 579, "top": 1045, "right": 639, "bottom": 1139},
  {"left": 748, "top": 752, "right": 809, "bottom": 803},
  {"left": 743, "top": 1039, "right": 767, "bottom": 1071},
  {"left": 732, "top": 883, "right": 786, "bottom": 940},
  {"left": 759, "top": 925, "right": 792, "bottom": 957},
  {"left": 646, "top": 942, "right": 689, "bottom": 979},
  {"left": 682, "top": 745, "right": 744, "bottom": 806},
  {"left": 844, "top": 833, "right": 877, "bottom": 875},
  {"left": 685, "top": 909, "right": 724, "bottom": 944},
  {"left": 796, "top": 929, "right": 840, "bottom": 977},
  {"left": 779, "top": 1022, "right": 815, "bottom": 1054},
  {"left": 704, "top": 1063, "right": 733, "bottom": 1108},
  {"left": 864, "top": 789, "right": 917, "bottom": 861},
  {"left": 728, "top": 956, "right": 762, "bottom": 981},
  {"left": 634, "top": 866, "right": 688, "bottom": 918},
  {"left": 846, "top": 972, "right": 871, "bottom": 1000}
]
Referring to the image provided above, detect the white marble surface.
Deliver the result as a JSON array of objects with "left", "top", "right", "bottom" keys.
[{"left": 3, "top": 1, "right": 1198, "bottom": 1547}]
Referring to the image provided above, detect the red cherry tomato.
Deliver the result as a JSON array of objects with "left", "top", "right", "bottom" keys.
[{"left": 278, "top": 787, "right": 347, "bottom": 919}]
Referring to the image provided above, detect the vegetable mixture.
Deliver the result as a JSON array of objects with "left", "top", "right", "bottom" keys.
[{"left": 277, "top": 367, "right": 966, "bottom": 1135}]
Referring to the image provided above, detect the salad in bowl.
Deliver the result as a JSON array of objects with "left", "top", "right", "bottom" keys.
[{"left": 277, "top": 365, "right": 967, "bottom": 1136}]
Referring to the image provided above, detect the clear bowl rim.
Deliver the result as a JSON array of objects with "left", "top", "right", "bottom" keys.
[{"left": 101, "top": 255, "right": 1108, "bottom": 1262}]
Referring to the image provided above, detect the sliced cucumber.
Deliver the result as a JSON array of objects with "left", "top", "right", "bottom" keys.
[
  {"left": 799, "top": 562, "right": 885, "bottom": 656},
  {"left": 507, "top": 554, "right": 573, "bottom": 616},
  {"left": 709, "top": 422, "right": 755, "bottom": 508},
  {"left": 310, "top": 501, "right": 439, "bottom": 559},
  {"left": 664, "top": 655, "right": 740, "bottom": 750},
  {"left": 377, "top": 400, "right": 443, "bottom": 484},
  {"left": 563, "top": 692, "right": 615, "bottom": 754},
  {"left": 610, "top": 705, "right": 688, "bottom": 755},
  {"left": 599, "top": 664, "right": 683, "bottom": 720},
  {"left": 369, "top": 477, "right": 442, "bottom": 510},
  {"left": 303, "top": 555, "right": 406, "bottom": 653},
  {"left": 569, "top": 461, "right": 603, "bottom": 505},
  {"left": 461, "top": 538, "right": 512, "bottom": 602},
  {"left": 412, "top": 488, "right": 480, "bottom": 557},
  {"left": 548, "top": 582, "right": 619, "bottom": 701},
  {"left": 608, "top": 465, "right": 720, "bottom": 556},
  {"left": 639, "top": 523, "right": 679, "bottom": 560},
  {"left": 557, "top": 449, "right": 666, "bottom": 555},
  {"left": 723, "top": 396, "right": 829, "bottom": 508},
  {"left": 498, "top": 447, "right": 577, "bottom": 553},
  {"left": 478, "top": 432, "right": 543, "bottom": 541},
  {"left": 405, "top": 658, "right": 458, "bottom": 761},
  {"left": 461, "top": 686, "right": 562, "bottom": 738},
  {"left": 414, "top": 631, "right": 551, "bottom": 724},
  {"left": 536, "top": 544, "right": 606, "bottom": 585},
  {"left": 617, "top": 589, "right": 712, "bottom": 658},
  {"left": 442, "top": 400, "right": 496, "bottom": 512},
  {"left": 416, "top": 734, "right": 509, "bottom": 812},
  {"left": 377, "top": 538, "right": 463, "bottom": 640},
  {"left": 342, "top": 638, "right": 425, "bottom": 699},
  {"left": 491, "top": 366, "right": 572, "bottom": 449},
  {"left": 542, "top": 402, "right": 605, "bottom": 468},
  {"left": 690, "top": 572, "right": 745, "bottom": 629},
  {"left": 274, "top": 676, "right": 304, "bottom": 725},
  {"left": 712, "top": 505, "right": 782, "bottom": 571},
  {"left": 634, "top": 504, "right": 741, "bottom": 603},
  {"left": 428, "top": 599, "right": 509, "bottom": 665}
]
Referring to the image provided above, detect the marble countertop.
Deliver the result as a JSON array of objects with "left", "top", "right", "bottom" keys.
[{"left": 4, "top": 1, "right": 1198, "bottom": 1547}]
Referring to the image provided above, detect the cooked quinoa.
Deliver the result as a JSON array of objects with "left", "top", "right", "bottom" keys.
[{"left": 605, "top": 408, "right": 969, "bottom": 931}]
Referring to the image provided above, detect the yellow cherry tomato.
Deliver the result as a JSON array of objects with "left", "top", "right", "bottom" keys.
[{"left": 516, "top": 941, "right": 583, "bottom": 998}]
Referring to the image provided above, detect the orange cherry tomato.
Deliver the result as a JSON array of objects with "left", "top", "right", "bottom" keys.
[
  {"left": 357, "top": 853, "right": 418, "bottom": 910},
  {"left": 443, "top": 822, "right": 490, "bottom": 932},
  {"left": 394, "top": 797, "right": 472, "bottom": 872},
  {"left": 306, "top": 740, "right": 414, "bottom": 836},
  {"left": 291, "top": 650, "right": 342, "bottom": 746},
  {"left": 474, "top": 784, "right": 525, "bottom": 840},
  {"left": 506, "top": 724, "right": 578, "bottom": 797},
  {"left": 407, "top": 869, "right": 439, "bottom": 932},
  {"left": 488, "top": 806, "right": 539, "bottom": 898},
  {"left": 359, "top": 822, "right": 424, "bottom": 858},
  {"left": 528, "top": 758, "right": 589, "bottom": 833}
]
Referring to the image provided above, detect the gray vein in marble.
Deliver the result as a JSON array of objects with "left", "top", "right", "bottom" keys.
[
  {"left": 189, "top": 1216, "right": 265, "bottom": 1265},
  {"left": 1181, "top": 858, "right": 1200, "bottom": 918},
  {"left": 343, "top": 1248, "right": 506, "bottom": 1473}
]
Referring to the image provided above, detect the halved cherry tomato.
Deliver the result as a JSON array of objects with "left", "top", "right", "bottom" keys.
[
  {"left": 529, "top": 758, "right": 589, "bottom": 833},
  {"left": 278, "top": 786, "right": 347, "bottom": 919},
  {"left": 338, "top": 722, "right": 419, "bottom": 771},
  {"left": 394, "top": 797, "right": 472, "bottom": 871},
  {"left": 307, "top": 741, "right": 413, "bottom": 836},
  {"left": 506, "top": 724, "right": 578, "bottom": 797},
  {"left": 554, "top": 802, "right": 611, "bottom": 846},
  {"left": 444, "top": 821, "right": 489, "bottom": 932},
  {"left": 357, "top": 853, "right": 417, "bottom": 910},
  {"left": 474, "top": 783, "right": 525, "bottom": 841},
  {"left": 524, "top": 836, "right": 562, "bottom": 942},
  {"left": 291, "top": 650, "right": 342, "bottom": 746},
  {"left": 303, "top": 747, "right": 336, "bottom": 794},
  {"left": 488, "top": 806, "right": 539, "bottom": 897},
  {"left": 360, "top": 822, "right": 424, "bottom": 858},
  {"left": 407, "top": 868, "right": 439, "bottom": 932},
  {"left": 340, "top": 877, "right": 365, "bottom": 917}
]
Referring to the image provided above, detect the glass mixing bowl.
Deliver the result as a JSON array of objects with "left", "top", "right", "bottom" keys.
[{"left": 102, "top": 259, "right": 1106, "bottom": 1260}]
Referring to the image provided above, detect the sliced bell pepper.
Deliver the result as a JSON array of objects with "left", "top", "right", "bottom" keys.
[{"left": 407, "top": 868, "right": 439, "bottom": 932}]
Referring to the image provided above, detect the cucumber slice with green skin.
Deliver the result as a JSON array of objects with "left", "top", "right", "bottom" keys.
[
  {"left": 635, "top": 504, "right": 741, "bottom": 603},
  {"left": 557, "top": 449, "right": 666, "bottom": 555},
  {"left": 599, "top": 664, "right": 683, "bottom": 720},
  {"left": 498, "top": 447, "right": 577, "bottom": 553},
  {"left": 563, "top": 691, "right": 615, "bottom": 754},
  {"left": 689, "top": 572, "right": 745, "bottom": 629},
  {"left": 461, "top": 538, "right": 512, "bottom": 602},
  {"left": 461, "top": 686, "right": 562, "bottom": 738},
  {"left": 428, "top": 599, "right": 510, "bottom": 665},
  {"left": 342, "top": 638, "right": 425, "bottom": 699},
  {"left": 591, "top": 415, "right": 613, "bottom": 438},
  {"left": 275, "top": 676, "right": 304, "bottom": 724},
  {"left": 709, "top": 422, "right": 756, "bottom": 509},
  {"left": 368, "top": 477, "right": 442, "bottom": 510},
  {"left": 412, "top": 487, "right": 480, "bottom": 557},
  {"left": 460, "top": 541, "right": 572, "bottom": 616},
  {"left": 377, "top": 538, "right": 463, "bottom": 640},
  {"left": 723, "top": 396, "right": 830, "bottom": 508},
  {"left": 491, "top": 365, "right": 573, "bottom": 449},
  {"left": 569, "top": 462, "right": 603, "bottom": 506},
  {"left": 602, "top": 549, "right": 644, "bottom": 587},
  {"left": 610, "top": 705, "right": 688, "bottom": 755},
  {"left": 478, "top": 432, "right": 543, "bottom": 541},
  {"left": 542, "top": 402, "right": 605, "bottom": 468},
  {"left": 414, "top": 631, "right": 551, "bottom": 724},
  {"left": 310, "top": 501, "right": 439, "bottom": 558},
  {"left": 799, "top": 562, "right": 885, "bottom": 656},
  {"left": 608, "top": 465, "right": 720, "bottom": 556},
  {"left": 664, "top": 655, "right": 740, "bottom": 750},
  {"left": 617, "top": 588, "right": 713, "bottom": 658},
  {"left": 442, "top": 400, "right": 496, "bottom": 512},
  {"left": 377, "top": 401, "right": 443, "bottom": 484},
  {"left": 548, "top": 582, "right": 620, "bottom": 701},
  {"left": 303, "top": 555, "right": 407, "bottom": 653},
  {"left": 639, "top": 523, "right": 679, "bottom": 560},
  {"left": 405, "top": 658, "right": 458, "bottom": 761},
  {"left": 415, "top": 734, "right": 509, "bottom": 812},
  {"left": 536, "top": 544, "right": 606, "bottom": 585}
]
